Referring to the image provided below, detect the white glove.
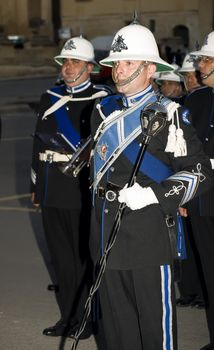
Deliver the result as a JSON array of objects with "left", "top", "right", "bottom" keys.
[{"left": 118, "top": 182, "right": 158, "bottom": 210}]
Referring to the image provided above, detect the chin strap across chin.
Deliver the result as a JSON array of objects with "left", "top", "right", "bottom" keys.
[
  {"left": 64, "top": 65, "right": 87, "bottom": 84},
  {"left": 202, "top": 68, "right": 214, "bottom": 80},
  {"left": 112, "top": 62, "right": 148, "bottom": 87}
]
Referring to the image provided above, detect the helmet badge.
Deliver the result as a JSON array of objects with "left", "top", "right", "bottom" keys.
[
  {"left": 64, "top": 39, "right": 77, "bottom": 51},
  {"left": 111, "top": 35, "right": 128, "bottom": 53},
  {"left": 186, "top": 55, "right": 194, "bottom": 63},
  {"left": 203, "top": 35, "right": 209, "bottom": 47}
]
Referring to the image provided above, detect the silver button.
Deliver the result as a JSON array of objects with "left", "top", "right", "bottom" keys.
[
  {"left": 106, "top": 190, "right": 117, "bottom": 202},
  {"left": 104, "top": 208, "right": 109, "bottom": 214}
]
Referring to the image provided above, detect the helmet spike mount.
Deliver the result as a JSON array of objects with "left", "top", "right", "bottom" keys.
[
  {"left": 79, "top": 26, "right": 84, "bottom": 38},
  {"left": 195, "top": 40, "right": 200, "bottom": 50},
  {"left": 131, "top": 9, "right": 140, "bottom": 25}
]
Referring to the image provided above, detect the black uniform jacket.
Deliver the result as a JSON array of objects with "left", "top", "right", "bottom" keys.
[
  {"left": 31, "top": 82, "right": 110, "bottom": 209},
  {"left": 89, "top": 92, "right": 214, "bottom": 269},
  {"left": 185, "top": 86, "right": 214, "bottom": 216}
]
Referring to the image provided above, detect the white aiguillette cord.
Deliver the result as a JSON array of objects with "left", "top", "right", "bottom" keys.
[
  {"left": 42, "top": 90, "right": 108, "bottom": 120},
  {"left": 165, "top": 101, "right": 187, "bottom": 157}
]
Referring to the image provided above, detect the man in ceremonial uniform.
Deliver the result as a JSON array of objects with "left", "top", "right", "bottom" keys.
[
  {"left": 175, "top": 53, "right": 207, "bottom": 309},
  {"left": 179, "top": 53, "right": 202, "bottom": 93},
  {"left": 89, "top": 22, "right": 214, "bottom": 350},
  {"left": 186, "top": 32, "right": 214, "bottom": 350},
  {"left": 30, "top": 36, "right": 111, "bottom": 337},
  {"left": 155, "top": 62, "right": 186, "bottom": 104}
]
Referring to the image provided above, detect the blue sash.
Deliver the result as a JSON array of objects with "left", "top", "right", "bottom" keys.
[
  {"left": 124, "top": 142, "right": 173, "bottom": 183},
  {"left": 93, "top": 92, "right": 172, "bottom": 188},
  {"left": 93, "top": 92, "right": 156, "bottom": 188},
  {"left": 49, "top": 88, "right": 80, "bottom": 150}
]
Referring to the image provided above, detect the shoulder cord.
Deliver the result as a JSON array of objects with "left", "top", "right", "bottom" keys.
[
  {"left": 164, "top": 101, "right": 187, "bottom": 157},
  {"left": 41, "top": 90, "right": 108, "bottom": 120}
]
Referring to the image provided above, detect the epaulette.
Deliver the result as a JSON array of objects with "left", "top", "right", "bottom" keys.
[
  {"left": 47, "top": 85, "right": 65, "bottom": 95},
  {"left": 93, "top": 83, "right": 114, "bottom": 95},
  {"left": 99, "top": 94, "right": 122, "bottom": 117}
]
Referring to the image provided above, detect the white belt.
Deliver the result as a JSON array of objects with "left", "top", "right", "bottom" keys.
[
  {"left": 39, "top": 150, "right": 72, "bottom": 163},
  {"left": 210, "top": 158, "right": 214, "bottom": 169}
]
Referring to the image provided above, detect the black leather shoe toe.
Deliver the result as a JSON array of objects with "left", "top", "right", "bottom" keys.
[
  {"left": 47, "top": 284, "right": 59, "bottom": 292},
  {"left": 69, "top": 323, "right": 93, "bottom": 340},
  {"left": 43, "top": 321, "right": 68, "bottom": 337},
  {"left": 176, "top": 296, "right": 194, "bottom": 307},
  {"left": 190, "top": 295, "right": 206, "bottom": 309}
]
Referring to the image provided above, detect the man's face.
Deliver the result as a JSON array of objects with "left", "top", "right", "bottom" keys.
[
  {"left": 182, "top": 72, "right": 200, "bottom": 92},
  {"left": 160, "top": 80, "right": 183, "bottom": 98},
  {"left": 111, "top": 60, "right": 156, "bottom": 96},
  {"left": 61, "top": 58, "right": 93, "bottom": 87},
  {"left": 197, "top": 56, "right": 214, "bottom": 87}
]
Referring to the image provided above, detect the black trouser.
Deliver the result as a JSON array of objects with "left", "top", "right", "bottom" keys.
[
  {"left": 190, "top": 216, "right": 214, "bottom": 344},
  {"left": 41, "top": 206, "right": 92, "bottom": 326},
  {"left": 95, "top": 266, "right": 177, "bottom": 350},
  {"left": 178, "top": 216, "right": 204, "bottom": 299}
]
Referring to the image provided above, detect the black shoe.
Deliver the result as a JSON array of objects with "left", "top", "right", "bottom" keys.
[
  {"left": 43, "top": 320, "right": 69, "bottom": 337},
  {"left": 69, "top": 322, "right": 93, "bottom": 340},
  {"left": 190, "top": 295, "right": 206, "bottom": 309},
  {"left": 200, "top": 344, "right": 214, "bottom": 350},
  {"left": 176, "top": 296, "right": 195, "bottom": 307},
  {"left": 47, "top": 284, "right": 59, "bottom": 292}
]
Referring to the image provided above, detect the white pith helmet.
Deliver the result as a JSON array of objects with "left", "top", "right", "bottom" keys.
[
  {"left": 191, "top": 31, "right": 214, "bottom": 58},
  {"left": 100, "top": 23, "right": 174, "bottom": 72},
  {"left": 152, "top": 71, "right": 161, "bottom": 80},
  {"left": 156, "top": 64, "right": 184, "bottom": 83},
  {"left": 179, "top": 54, "right": 196, "bottom": 73},
  {"left": 54, "top": 36, "right": 98, "bottom": 66}
]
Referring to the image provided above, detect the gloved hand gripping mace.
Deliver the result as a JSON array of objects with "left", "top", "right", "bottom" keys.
[{"left": 70, "top": 101, "right": 167, "bottom": 350}]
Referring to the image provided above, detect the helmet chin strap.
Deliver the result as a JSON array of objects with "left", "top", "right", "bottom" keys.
[
  {"left": 202, "top": 68, "right": 214, "bottom": 80},
  {"left": 64, "top": 65, "right": 87, "bottom": 84},
  {"left": 112, "top": 62, "right": 148, "bottom": 87}
]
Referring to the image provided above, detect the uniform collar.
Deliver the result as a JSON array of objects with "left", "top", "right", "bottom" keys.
[
  {"left": 122, "top": 85, "right": 154, "bottom": 107},
  {"left": 66, "top": 79, "right": 91, "bottom": 94}
]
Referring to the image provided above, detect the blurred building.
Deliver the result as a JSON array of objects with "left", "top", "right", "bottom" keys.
[{"left": 0, "top": 0, "right": 213, "bottom": 54}]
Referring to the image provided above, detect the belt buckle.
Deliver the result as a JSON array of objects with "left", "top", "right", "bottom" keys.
[
  {"left": 46, "top": 153, "right": 54, "bottom": 163},
  {"left": 98, "top": 187, "right": 105, "bottom": 199},
  {"left": 105, "top": 190, "right": 117, "bottom": 202},
  {"left": 105, "top": 182, "right": 121, "bottom": 202},
  {"left": 165, "top": 215, "right": 175, "bottom": 228}
]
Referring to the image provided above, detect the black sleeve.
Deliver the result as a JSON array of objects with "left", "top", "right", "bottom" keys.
[
  {"left": 30, "top": 93, "right": 53, "bottom": 193},
  {"left": 149, "top": 109, "right": 214, "bottom": 214}
]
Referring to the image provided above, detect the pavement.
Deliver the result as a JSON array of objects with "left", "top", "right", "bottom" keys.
[
  {"left": 0, "top": 61, "right": 211, "bottom": 350},
  {"left": 0, "top": 176, "right": 210, "bottom": 350}
]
